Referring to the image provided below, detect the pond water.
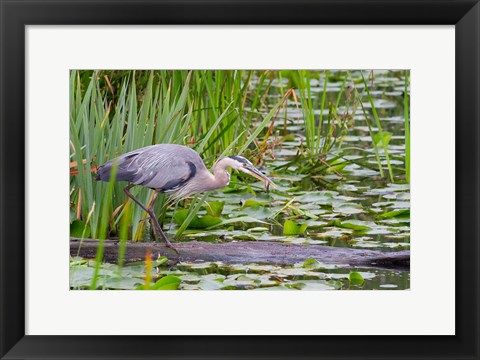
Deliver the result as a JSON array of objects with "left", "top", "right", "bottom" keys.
[{"left": 70, "top": 70, "right": 410, "bottom": 290}]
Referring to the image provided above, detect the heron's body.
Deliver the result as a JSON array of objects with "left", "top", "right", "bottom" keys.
[
  {"left": 96, "top": 144, "right": 229, "bottom": 200},
  {"left": 95, "top": 144, "right": 273, "bottom": 250}
]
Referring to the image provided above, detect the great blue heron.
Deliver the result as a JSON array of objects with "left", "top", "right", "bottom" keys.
[{"left": 95, "top": 144, "right": 274, "bottom": 250}]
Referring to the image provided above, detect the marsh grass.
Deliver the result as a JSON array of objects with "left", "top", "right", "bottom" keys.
[
  {"left": 290, "top": 70, "right": 338, "bottom": 155},
  {"left": 275, "top": 70, "right": 399, "bottom": 182},
  {"left": 360, "top": 71, "right": 394, "bottom": 182}
]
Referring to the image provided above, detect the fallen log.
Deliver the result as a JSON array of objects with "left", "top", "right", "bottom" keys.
[{"left": 71, "top": 238, "right": 410, "bottom": 270}]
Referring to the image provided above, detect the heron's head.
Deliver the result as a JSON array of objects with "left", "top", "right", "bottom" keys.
[{"left": 215, "top": 155, "right": 275, "bottom": 191}]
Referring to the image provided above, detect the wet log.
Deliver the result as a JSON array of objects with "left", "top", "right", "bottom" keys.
[{"left": 70, "top": 238, "right": 410, "bottom": 270}]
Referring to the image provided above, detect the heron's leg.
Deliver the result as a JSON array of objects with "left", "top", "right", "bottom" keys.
[
  {"left": 124, "top": 184, "right": 149, "bottom": 212},
  {"left": 124, "top": 185, "right": 177, "bottom": 252},
  {"left": 144, "top": 191, "right": 171, "bottom": 244}
]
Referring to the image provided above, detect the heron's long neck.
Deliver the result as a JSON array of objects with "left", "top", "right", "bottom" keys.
[{"left": 204, "top": 162, "right": 230, "bottom": 191}]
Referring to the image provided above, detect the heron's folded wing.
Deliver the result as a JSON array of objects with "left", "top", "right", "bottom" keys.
[{"left": 121, "top": 147, "right": 199, "bottom": 191}]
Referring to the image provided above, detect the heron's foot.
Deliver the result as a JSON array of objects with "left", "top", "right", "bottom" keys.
[
  {"left": 165, "top": 240, "right": 179, "bottom": 255},
  {"left": 147, "top": 216, "right": 179, "bottom": 255},
  {"left": 152, "top": 232, "right": 179, "bottom": 255},
  {"left": 168, "top": 260, "right": 180, "bottom": 270}
]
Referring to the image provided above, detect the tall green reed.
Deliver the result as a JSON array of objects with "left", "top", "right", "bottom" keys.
[
  {"left": 288, "top": 70, "right": 354, "bottom": 157},
  {"left": 70, "top": 70, "right": 195, "bottom": 242},
  {"left": 360, "top": 71, "right": 394, "bottom": 182}
]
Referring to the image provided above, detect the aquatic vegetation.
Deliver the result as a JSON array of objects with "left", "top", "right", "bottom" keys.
[
  {"left": 70, "top": 69, "right": 410, "bottom": 290},
  {"left": 70, "top": 257, "right": 408, "bottom": 291}
]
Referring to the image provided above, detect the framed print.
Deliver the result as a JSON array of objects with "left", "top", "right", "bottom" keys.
[{"left": 1, "top": 0, "right": 479, "bottom": 359}]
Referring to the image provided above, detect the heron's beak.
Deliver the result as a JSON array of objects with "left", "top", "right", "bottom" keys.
[{"left": 243, "top": 164, "right": 276, "bottom": 192}]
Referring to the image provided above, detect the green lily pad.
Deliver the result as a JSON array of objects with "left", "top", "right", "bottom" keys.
[
  {"left": 151, "top": 275, "right": 181, "bottom": 290},
  {"left": 285, "top": 280, "right": 340, "bottom": 290},
  {"left": 295, "top": 191, "right": 338, "bottom": 204},
  {"left": 104, "top": 276, "right": 144, "bottom": 290},
  {"left": 136, "top": 275, "right": 181, "bottom": 290},
  {"left": 377, "top": 209, "right": 410, "bottom": 219},
  {"left": 174, "top": 209, "right": 222, "bottom": 229},
  {"left": 195, "top": 278, "right": 225, "bottom": 290},
  {"left": 70, "top": 220, "right": 91, "bottom": 238},
  {"left": 238, "top": 206, "right": 276, "bottom": 220},
  {"left": 333, "top": 202, "right": 364, "bottom": 215},
  {"left": 206, "top": 201, "right": 225, "bottom": 217},
  {"left": 349, "top": 271, "right": 364, "bottom": 286},
  {"left": 336, "top": 183, "right": 359, "bottom": 192},
  {"left": 233, "top": 233, "right": 257, "bottom": 241},
  {"left": 283, "top": 220, "right": 309, "bottom": 235},
  {"left": 247, "top": 227, "right": 269, "bottom": 232},
  {"left": 243, "top": 199, "right": 267, "bottom": 207},
  {"left": 211, "top": 216, "right": 268, "bottom": 228},
  {"left": 303, "top": 258, "right": 319, "bottom": 268},
  {"left": 334, "top": 220, "right": 372, "bottom": 232}
]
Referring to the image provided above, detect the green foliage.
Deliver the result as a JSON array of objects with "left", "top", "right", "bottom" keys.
[
  {"left": 349, "top": 271, "right": 365, "bottom": 286},
  {"left": 137, "top": 275, "right": 181, "bottom": 290},
  {"left": 303, "top": 258, "right": 320, "bottom": 268},
  {"left": 70, "top": 220, "right": 91, "bottom": 238},
  {"left": 206, "top": 201, "right": 225, "bottom": 217},
  {"left": 377, "top": 209, "right": 410, "bottom": 219},
  {"left": 174, "top": 193, "right": 210, "bottom": 237},
  {"left": 243, "top": 199, "right": 267, "bottom": 207},
  {"left": 173, "top": 209, "right": 222, "bottom": 229},
  {"left": 373, "top": 132, "right": 392, "bottom": 148},
  {"left": 333, "top": 220, "right": 372, "bottom": 232},
  {"left": 360, "top": 71, "right": 394, "bottom": 182},
  {"left": 283, "top": 220, "right": 308, "bottom": 235}
]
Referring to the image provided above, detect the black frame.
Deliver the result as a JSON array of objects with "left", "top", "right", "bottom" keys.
[{"left": 1, "top": 1, "right": 478, "bottom": 359}]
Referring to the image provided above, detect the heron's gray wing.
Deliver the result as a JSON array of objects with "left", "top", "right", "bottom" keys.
[{"left": 96, "top": 145, "right": 203, "bottom": 191}]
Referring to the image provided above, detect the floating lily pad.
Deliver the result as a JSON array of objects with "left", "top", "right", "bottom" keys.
[
  {"left": 136, "top": 275, "right": 181, "bottom": 290},
  {"left": 295, "top": 191, "right": 338, "bottom": 204},
  {"left": 236, "top": 205, "right": 277, "bottom": 220},
  {"left": 285, "top": 280, "right": 341, "bottom": 290},
  {"left": 333, "top": 202, "right": 364, "bottom": 215},
  {"left": 213, "top": 216, "right": 268, "bottom": 227},
  {"left": 336, "top": 183, "right": 359, "bottom": 192},
  {"left": 283, "top": 220, "right": 309, "bottom": 235},
  {"left": 377, "top": 209, "right": 410, "bottom": 219},
  {"left": 173, "top": 209, "right": 222, "bottom": 229},
  {"left": 349, "top": 271, "right": 364, "bottom": 286},
  {"left": 242, "top": 199, "right": 268, "bottom": 207},
  {"left": 247, "top": 227, "right": 269, "bottom": 233},
  {"left": 333, "top": 220, "right": 372, "bottom": 232},
  {"left": 303, "top": 258, "right": 320, "bottom": 268},
  {"left": 70, "top": 220, "right": 91, "bottom": 238},
  {"left": 373, "top": 201, "right": 410, "bottom": 209},
  {"left": 206, "top": 201, "right": 225, "bottom": 217}
]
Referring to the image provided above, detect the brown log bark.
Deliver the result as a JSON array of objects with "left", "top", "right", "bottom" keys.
[{"left": 70, "top": 238, "right": 410, "bottom": 270}]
